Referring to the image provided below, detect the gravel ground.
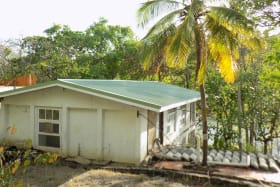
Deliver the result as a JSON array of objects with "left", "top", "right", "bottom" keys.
[{"left": 14, "top": 164, "right": 195, "bottom": 187}]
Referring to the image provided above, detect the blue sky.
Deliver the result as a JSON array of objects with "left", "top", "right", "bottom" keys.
[{"left": 0, "top": 0, "right": 145, "bottom": 40}]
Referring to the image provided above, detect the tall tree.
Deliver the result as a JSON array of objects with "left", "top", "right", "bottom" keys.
[
  {"left": 138, "top": 0, "right": 259, "bottom": 165},
  {"left": 229, "top": 0, "right": 280, "bottom": 27},
  {"left": 19, "top": 18, "right": 138, "bottom": 81}
]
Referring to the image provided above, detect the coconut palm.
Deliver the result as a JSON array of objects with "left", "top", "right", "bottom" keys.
[{"left": 138, "top": 0, "right": 260, "bottom": 165}]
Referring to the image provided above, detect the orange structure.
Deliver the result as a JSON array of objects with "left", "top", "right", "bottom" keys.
[{"left": 1, "top": 74, "right": 37, "bottom": 86}]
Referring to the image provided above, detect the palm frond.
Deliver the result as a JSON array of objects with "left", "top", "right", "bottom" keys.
[
  {"left": 205, "top": 14, "right": 239, "bottom": 53},
  {"left": 208, "top": 38, "right": 237, "bottom": 83},
  {"left": 143, "top": 9, "right": 182, "bottom": 39},
  {"left": 165, "top": 8, "right": 196, "bottom": 68},
  {"left": 137, "top": 0, "right": 182, "bottom": 28},
  {"left": 189, "top": 0, "right": 204, "bottom": 17},
  {"left": 139, "top": 24, "right": 177, "bottom": 69},
  {"left": 208, "top": 6, "right": 255, "bottom": 35},
  {"left": 206, "top": 8, "right": 262, "bottom": 83},
  {"left": 239, "top": 35, "right": 264, "bottom": 51}
]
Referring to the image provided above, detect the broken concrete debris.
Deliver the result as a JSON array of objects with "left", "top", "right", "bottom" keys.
[{"left": 151, "top": 146, "right": 280, "bottom": 172}]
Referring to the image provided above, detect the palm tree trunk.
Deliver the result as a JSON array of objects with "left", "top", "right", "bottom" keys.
[{"left": 200, "top": 83, "right": 208, "bottom": 166}]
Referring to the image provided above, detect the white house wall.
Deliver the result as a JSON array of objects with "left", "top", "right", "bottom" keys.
[
  {"left": 0, "top": 86, "right": 148, "bottom": 164},
  {"left": 6, "top": 104, "right": 31, "bottom": 141}
]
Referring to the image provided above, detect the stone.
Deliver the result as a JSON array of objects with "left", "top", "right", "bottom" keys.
[
  {"left": 166, "top": 151, "right": 174, "bottom": 159},
  {"left": 249, "top": 153, "right": 257, "bottom": 158},
  {"left": 232, "top": 156, "right": 240, "bottom": 163},
  {"left": 190, "top": 153, "right": 197, "bottom": 162},
  {"left": 241, "top": 155, "right": 248, "bottom": 163},
  {"left": 161, "top": 148, "right": 169, "bottom": 154},
  {"left": 217, "top": 153, "right": 224, "bottom": 159},
  {"left": 177, "top": 148, "right": 185, "bottom": 154},
  {"left": 214, "top": 155, "right": 222, "bottom": 162},
  {"left": 207, "top": 155, "right": 213, "bottom": 162},
  {"left": 233, "top": 151, "right": 240, "bottom": 157},
  {"left": 223, "top": 158, "right": 230, "bottom": 163},
  {"left": 218, "top": 150, "right": 224, "bottom": 155},
  {"left": 250, "top": 158, "right": 259, "bottom": 169},
  {"left": 66, "top": 156, "right": 91, "bottom": 165},
  {"left": 257, "top": 153, "right": 267, "bottom": 159},
  {"left": 185, "top": 148, "right": 193, "bottom": 155},
  {"left": 225, "top": 154, "right": 232, "bottom": 160},
  {"left": 182, "top": 153, "right": 190, "bottom": 161},
  {"left": 259, "top": 157, "right": 269, "bottom": 170},
  {"left": 189, "top": 147, "right": 196, "bottom": 154},
  {"left": 273, "top": 155, "right": 280, "bottom": 165},
  {"left": 268, "top": 158, "right": 279, "bottom": 172},
  {"left": 174, "top": 152, "right": 182, "bottom": 160},
  {"left": 144, "top": 155, "right": 153, "bottom": 163},
  {"left": 225, "top": 150, "right": 232, "bottom": 156},
  {"left": 210, "top": 149, "right": 217, "bottom": 153},
  {"left": 153, "top": 152, "right": 165, "bottom": 160},
  {"left": 209, "top": 151, "right": 216, "bottom": 158}
]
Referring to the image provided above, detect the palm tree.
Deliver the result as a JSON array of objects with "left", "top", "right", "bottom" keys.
[{"left": 138, "top": 0, "right": 260, "bottom": 165}]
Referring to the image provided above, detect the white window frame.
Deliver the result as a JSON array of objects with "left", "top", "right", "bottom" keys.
[{"left": 36, "top": 107, "right": 61, "bottom": 150}]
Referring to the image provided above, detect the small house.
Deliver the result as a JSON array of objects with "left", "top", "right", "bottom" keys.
[{"left": 0, "top": 79, "right": 200, "bottom": 164}]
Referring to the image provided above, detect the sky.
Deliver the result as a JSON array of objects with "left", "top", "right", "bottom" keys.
[{"left": 0, "top": 0, "right": 145, "bottom": 40}]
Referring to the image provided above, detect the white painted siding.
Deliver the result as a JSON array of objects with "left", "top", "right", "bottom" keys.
[{"left": 6, "top": 105, "right": 32, "bottom": 141}]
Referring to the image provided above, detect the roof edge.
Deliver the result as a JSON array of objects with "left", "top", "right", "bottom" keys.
[{"left": 0, "top": 80, "right": 163, "bottom": 112}]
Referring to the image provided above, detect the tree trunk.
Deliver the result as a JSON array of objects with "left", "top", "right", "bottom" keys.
[
  {"left": 237, "top": 84, "right": 243, "bottom": 152},
  {"left": 250, "top": 119, "right": 255, "bottom": 145},
  {"left": 200, "top": 84, "right": 208, "bottom": 166},
  {"left": 245, "top": 127, "right": 249, "bottom": 146},
  {"left": 264, "top": 140, "right": 268, "bottom": 154}
]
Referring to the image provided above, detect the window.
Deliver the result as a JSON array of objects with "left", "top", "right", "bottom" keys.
[
  {"left": 179, "top": 106, "right": 186, "bottom": 127},
  {"left": 167, "top": 109, "right": 176, "bottom": 132},
  {"left": 190, "top": 103, "right": 196, "bottom": 125},
  {"left": 37, "top": 108, "right": 61, "bottom": 148}
]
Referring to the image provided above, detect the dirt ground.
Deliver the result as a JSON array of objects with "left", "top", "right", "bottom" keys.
[{"left": 14, "top": 164, "right": 193, "bottom": 187}]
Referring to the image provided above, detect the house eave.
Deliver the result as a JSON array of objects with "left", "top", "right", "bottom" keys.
[{"left": 159, "top": 97, "right": 201, "bottom": 112}]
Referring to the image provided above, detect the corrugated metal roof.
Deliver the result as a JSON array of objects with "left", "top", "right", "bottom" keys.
[{"left": 0, "top": 79, "right": 201, "bottom": 112}]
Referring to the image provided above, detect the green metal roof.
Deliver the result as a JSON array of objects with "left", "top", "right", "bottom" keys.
[{"left": 0, "top": 79, "right": 201, "bottom": 112}]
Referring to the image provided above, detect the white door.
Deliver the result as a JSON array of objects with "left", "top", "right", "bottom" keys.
[
  {"left": 68, "top": 108, "right": 98, "bottom": 158},
  {"left": 103, "top": 110, "right": 136, "bottom": 163}
]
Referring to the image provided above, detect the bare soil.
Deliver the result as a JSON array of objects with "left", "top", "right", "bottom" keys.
[{"left": 14, "top": 163, "right": 193, "bottom": 187}]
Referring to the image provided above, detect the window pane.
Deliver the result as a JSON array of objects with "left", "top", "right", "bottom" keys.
[
  {"left": 46, "top": 110, "right": 52, "bottom": 120},
  {"left": 39, "top": 123, "right": 59, "bottom": 134},
  {"left": 39, "top": 109, "right": 45, "bottom": 119},
  {"left": 53, "top": 110, "right": 59, "bottom": 120},
  {"left": 38, "top": 135, "right": 60, "bottom": 148},
  {"left": 190, "top": 103, "right": 196, "bottom": 123},
  {"left": 167, "top": 126, "right": 170, "bottom": 133}
]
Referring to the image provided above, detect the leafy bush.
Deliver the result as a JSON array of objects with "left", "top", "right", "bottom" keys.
[{"left": 0, "top": 126, "right": 58, "bottom": 186}]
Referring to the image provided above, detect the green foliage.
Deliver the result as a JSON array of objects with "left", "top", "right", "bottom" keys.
[
  {"left": 229, "top": 0, "right": 280, "bottom": 27},
  {"left": 3, "top": 18, "right": 140, "bottom": 82},
  {"left": 206, "top": 34, "right": 280, "bottom": 154},
  {"left": 245, "top": 143, "right": 257, "bottom": 153},
  {"left": 206, "top": 70, "right": 239, "bottom": 149}
]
